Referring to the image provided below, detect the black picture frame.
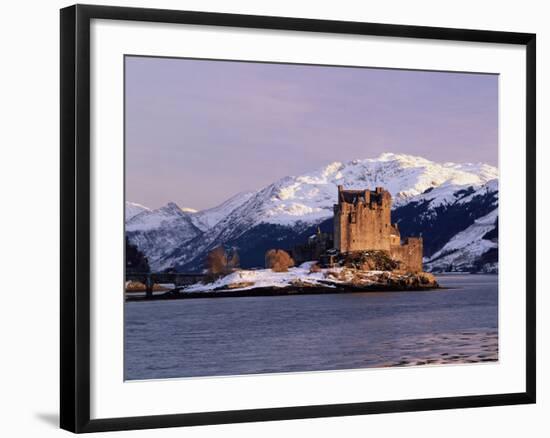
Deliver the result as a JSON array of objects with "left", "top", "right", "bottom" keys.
[{"left": 60, "top": 4, "right": 536, "bottom": 433}]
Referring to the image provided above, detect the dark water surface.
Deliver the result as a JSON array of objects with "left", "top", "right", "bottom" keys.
[{"left": 125, "top": 274, "right": 498, "bottom": 380}]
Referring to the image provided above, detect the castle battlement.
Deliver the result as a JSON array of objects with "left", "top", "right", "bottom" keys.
[{"left": 334, "top": 185, "right": 390, "bottom": 212}]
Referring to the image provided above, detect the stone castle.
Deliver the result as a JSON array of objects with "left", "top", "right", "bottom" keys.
[
  {"left": 291, "top": 186, "right": 423, "bottom": 272},
  {"left": 333, "top": 185, "right": 423, "bottom": 272}
]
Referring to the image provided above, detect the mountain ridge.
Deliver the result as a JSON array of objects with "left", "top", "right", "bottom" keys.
[{"left": 125, "top": 153, "right": 498, "bottom": 273}]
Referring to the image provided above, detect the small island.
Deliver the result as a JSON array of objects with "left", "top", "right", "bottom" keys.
[{"left": 127, "top": 186, "right": 439, "bottom": 301}]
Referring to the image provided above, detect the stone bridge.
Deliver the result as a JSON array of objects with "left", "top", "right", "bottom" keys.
[{"left": 126, "top": 272, "right": 206, "bottom": 298}]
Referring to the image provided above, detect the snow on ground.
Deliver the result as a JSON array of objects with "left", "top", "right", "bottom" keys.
[
  {"left": 185, "top": 262, "right": 323, "bottom": 292},
  {"left": 184, "top": 262, "right": 385, "bottom": 293}
]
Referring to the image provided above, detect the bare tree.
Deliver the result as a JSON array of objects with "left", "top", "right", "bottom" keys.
[
  {"left": 206, "top": 246, "right": 228, "bottom": 275},
  {"left": 265, "top": 249, "right": 295, "bottom": 272}
]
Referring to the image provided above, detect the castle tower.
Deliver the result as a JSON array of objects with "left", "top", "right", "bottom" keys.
[{"left": 333, "top": 185, "right": 393, "bottom": 253}]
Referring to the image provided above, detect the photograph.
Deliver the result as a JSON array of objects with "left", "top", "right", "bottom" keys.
[
  {"left": 0, "top": 0, "right": 542, "bottom": 434},
  {"left": 124, "top": 56, "right": 499, "bottom": 380}
]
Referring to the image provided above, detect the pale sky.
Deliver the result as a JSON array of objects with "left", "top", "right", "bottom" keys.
[{"left": 125, "top": 56, "right": 498, "bottom": 210}]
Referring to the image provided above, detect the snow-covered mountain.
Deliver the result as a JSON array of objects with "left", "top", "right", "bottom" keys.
[
  {"left": 126, "top": 202, "right": 202, "bottom": 268},
  {"left": 393, "top": 180, "right": 498, "bottom": 272},
  {"left": 125, "top": 201, "right": 150, "bottom": 221},
  {"left": 126, "top": 153, "right": 499, "bottom": 273},
  {"left": 203, "top": 153, "right": 497, "bottom": 228}
]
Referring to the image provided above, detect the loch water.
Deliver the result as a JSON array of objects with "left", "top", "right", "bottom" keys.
[{"left": 124, "top": 274, "right": 498, "bottom": 380}]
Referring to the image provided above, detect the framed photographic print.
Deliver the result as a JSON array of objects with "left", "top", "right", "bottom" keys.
[{"left": 60, "top": 4, "right": 536, "bottom": 433}]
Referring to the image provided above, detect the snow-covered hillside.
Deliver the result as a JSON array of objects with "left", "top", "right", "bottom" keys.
[
  {"left": 410, "top": 178, "right": 498, "bottom": 211},
  {"left": 189, "top": 191, "right": 255, "bottom": 231},
  {"left": 392, "top": 178, "right": 498, "bottom": 269},
  {"left": 425, "top": 209, "right": 498, "bottom": 273},
  {"left": 126, "top": 153, "right": 499, "bottom": 273},
  {"left": 126, "top": 202, "right": 202, "bottom": 268},
  {"left": 225, "top": 152, "right": 497, "bottom": 227}
]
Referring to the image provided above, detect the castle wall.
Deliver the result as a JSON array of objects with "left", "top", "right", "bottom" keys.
[{"left": 390, "top": 237, "right": 423, "bottom": 272}]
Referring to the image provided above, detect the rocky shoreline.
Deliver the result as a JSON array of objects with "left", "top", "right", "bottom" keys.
[{"left": 126, "top": 269, "right": 439, "bottom": 302}]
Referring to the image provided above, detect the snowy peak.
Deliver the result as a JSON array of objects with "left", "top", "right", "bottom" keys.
[
  {"left": 160, "top": 201, "right": 186, "bottom": 215},
  {"left": 126, "top": 201, "right": 203, "bottom": 270},
  {"left": 127, "top": 201, "right": 197, "bottom": 232},
  {"left": 236, "top": 153, "right": 498, "bottom": 227},
  {"left": 125, "top": 201, "right": 150, "bottom": 221}
]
